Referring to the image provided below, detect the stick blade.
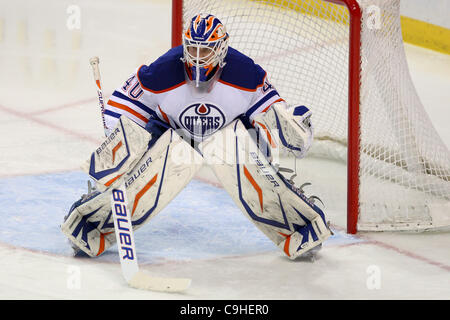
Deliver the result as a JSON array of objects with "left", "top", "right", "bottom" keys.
[{"left": 128, "top": 271, "right": 191, "bottom": 293}]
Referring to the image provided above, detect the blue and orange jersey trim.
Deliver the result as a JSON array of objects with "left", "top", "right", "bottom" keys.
[
  {"left": 135, "top": 46, "right": 269, "bottom": 94},
  {"left": 136, "top": 46, "right": 186, "bottom": 94},
  {"left": 219, "top": 47, "right": 267, "bottom": 92}
]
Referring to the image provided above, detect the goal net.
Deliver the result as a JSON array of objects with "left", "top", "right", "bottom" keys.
[{"left": 173, "top": 0, "right": 450, "bottom": 233}]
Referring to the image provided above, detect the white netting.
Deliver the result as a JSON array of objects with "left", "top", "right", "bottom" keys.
[{"left": 181, "top": 0, "right": 450, "bottom": 231}]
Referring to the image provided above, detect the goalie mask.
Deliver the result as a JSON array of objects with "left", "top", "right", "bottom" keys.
[{"left": 182, "top": 14, "right": 229, "bottom": 87}]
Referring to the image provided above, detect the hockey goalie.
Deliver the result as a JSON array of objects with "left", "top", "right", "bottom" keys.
[{"left": 61, "top": 14, "right": 332, "bottom": 260}]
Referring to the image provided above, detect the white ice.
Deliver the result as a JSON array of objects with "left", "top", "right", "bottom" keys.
[{"left": 0, "top": 0, "right": 449, "bottom": 300}]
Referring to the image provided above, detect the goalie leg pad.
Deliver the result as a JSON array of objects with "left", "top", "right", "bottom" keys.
[
  {"left": 81, "top": 115, "right": 152, "bottom": 191},
  {"left": 61, "top": 127, "right": 204, "bottom": 257},
  {"left": 200, "top": 119, "right": 331, "bottom": 259}
]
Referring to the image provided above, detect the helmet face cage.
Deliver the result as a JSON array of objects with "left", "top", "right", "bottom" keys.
[{"left": 182, "top": 14, "right": 229, "bottom": 86}]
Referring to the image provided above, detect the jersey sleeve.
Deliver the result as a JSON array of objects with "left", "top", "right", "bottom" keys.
[
  {"left": 105, "top": 67, "right": 158, "bottom": 131},
  {"left": 243, "top": 66, "right": 285, "bottom": 125}
]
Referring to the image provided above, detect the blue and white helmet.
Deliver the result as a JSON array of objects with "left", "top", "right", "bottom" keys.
[{"left": 182, "top": 14, "right": 229, "bottom": 86}]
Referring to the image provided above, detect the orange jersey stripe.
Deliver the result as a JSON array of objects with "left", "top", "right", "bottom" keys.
[
  {"left": 218, "top": 78, "right": 264, "bottom": 92},
  {"left": 261, "top": 98, "right": 285, "bottom": 113},
  {"left": 218, "top": 72, "right": 266, "bottom": 92},
  {"left": 107, "top": 99, "right": 149, "bottom": 124}
]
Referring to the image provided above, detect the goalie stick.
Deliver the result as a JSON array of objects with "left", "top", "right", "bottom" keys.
[{"left": 89, "top": 56, "right": 191, "bottom": 293}]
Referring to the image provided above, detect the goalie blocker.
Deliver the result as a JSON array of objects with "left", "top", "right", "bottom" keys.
[{"left": 200, "top": 103, "right": 332, "bottom": 259}]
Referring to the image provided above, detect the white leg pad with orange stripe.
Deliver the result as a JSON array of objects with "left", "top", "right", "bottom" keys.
[
  {"left": 200, "top": 119, "right": 331, "bottom": 259},
  {"left": 61, "top": 122, "right": 203, "bottom": 257}
]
